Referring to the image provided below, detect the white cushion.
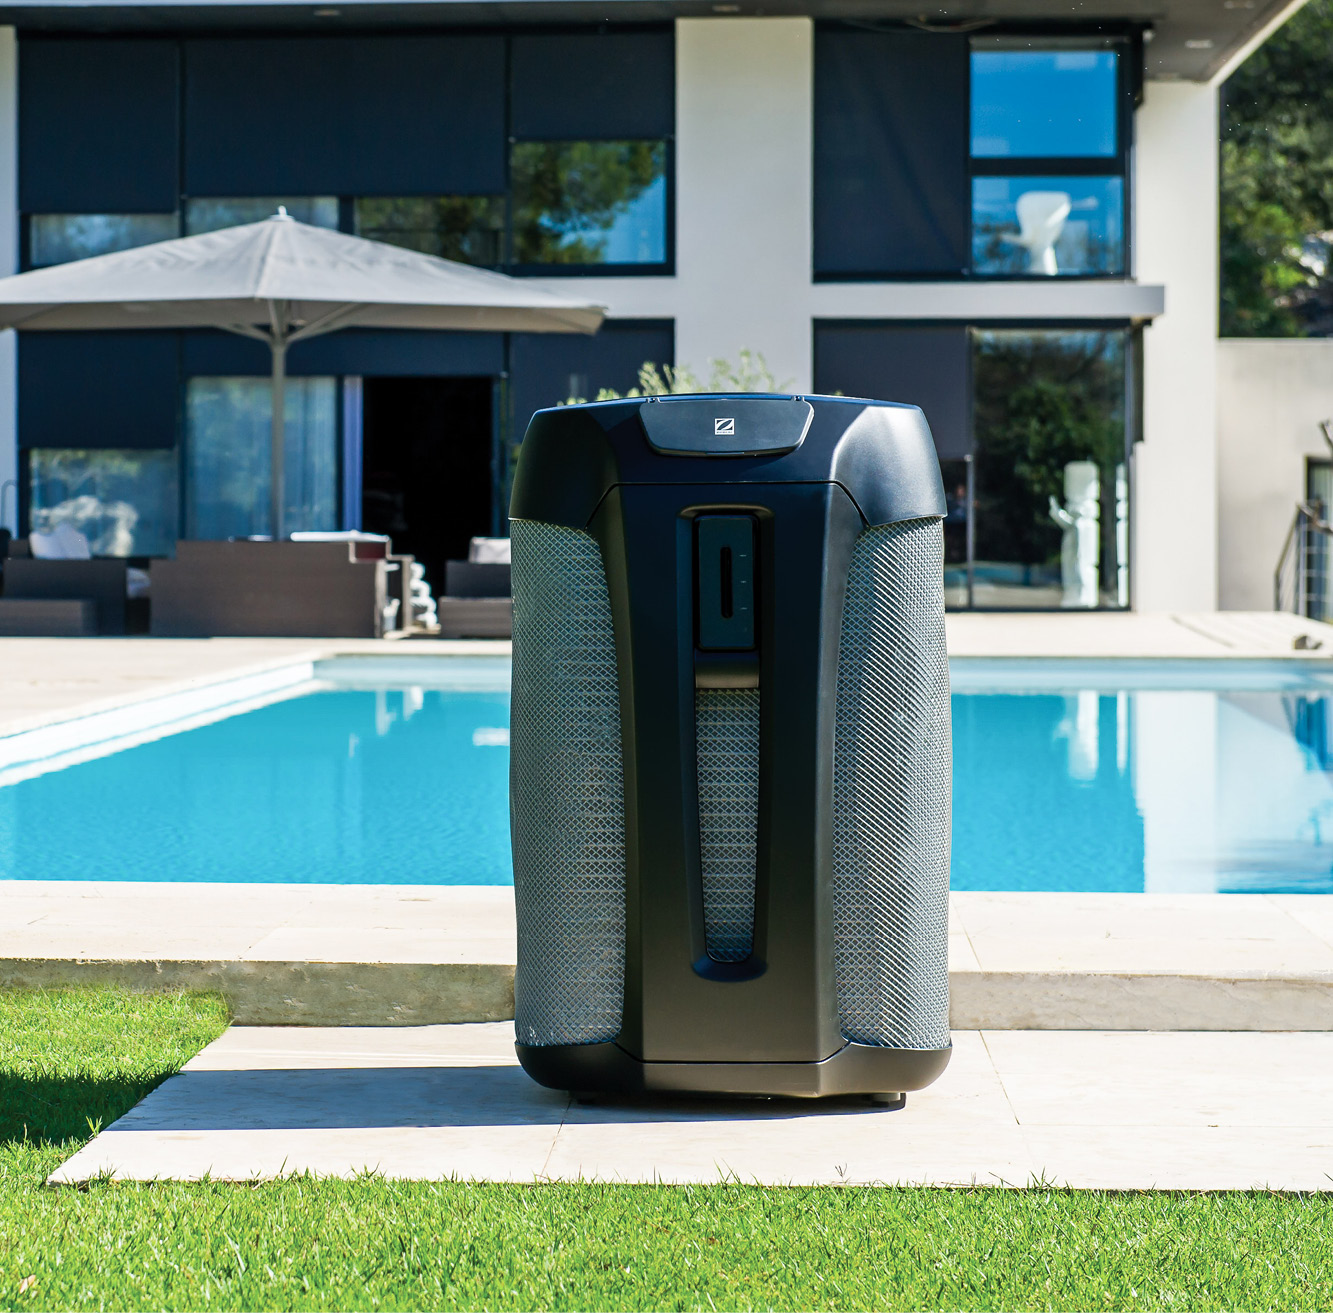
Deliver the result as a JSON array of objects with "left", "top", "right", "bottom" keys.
[
  {"left": 468, "top": 536, "right": 511, "bottom": 564},
  {"left": 30, "top": 522, "right": 93, "bottom": 560}
]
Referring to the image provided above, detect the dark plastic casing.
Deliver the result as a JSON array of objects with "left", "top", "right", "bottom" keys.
[{"left": 509, "top": 394, "right": 950, "bottom": 1099}]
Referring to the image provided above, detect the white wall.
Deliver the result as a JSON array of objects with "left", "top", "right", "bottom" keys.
[
  {"left": 0, "top": 29, "right": 15, "bottom": 535},
  {"left": 674, "top": 18, "right": 813, "bottom": 388},
  {"left": 1216, "top": 338, "right": 1333, "bottom": 610},
  {"left": 1133, "top": 80, "right": 1219, "bottom": 612}
]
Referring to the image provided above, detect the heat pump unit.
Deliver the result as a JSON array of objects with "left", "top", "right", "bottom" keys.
[{"left": 509, "top": 394, "right": 951, "bottom": 1103}]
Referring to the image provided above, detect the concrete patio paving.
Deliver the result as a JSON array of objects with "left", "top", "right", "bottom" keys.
[
  {"left": 0, "top": 609, "right": 1329, "bottom": 738},
  {"left": 51, "top": 1022, "right": 1333, "bottom": 1191}
]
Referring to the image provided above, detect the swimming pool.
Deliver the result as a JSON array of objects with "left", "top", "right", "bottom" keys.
[{"left": 3, "top": 655, "right": 1332, "bottom": 893}]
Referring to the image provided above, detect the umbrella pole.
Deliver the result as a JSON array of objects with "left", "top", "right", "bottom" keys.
[{"left": 270, "top": 333, "right": 287, "bottom": 540}]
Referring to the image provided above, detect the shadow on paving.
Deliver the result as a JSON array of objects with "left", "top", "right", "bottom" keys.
[{"left": 107, "top": 1065, "right": 893, "bottom": 1132}]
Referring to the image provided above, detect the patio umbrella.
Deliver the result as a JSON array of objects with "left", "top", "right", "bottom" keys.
[{"left": 0, "top": 210, "right": 604, "bottom": 538}]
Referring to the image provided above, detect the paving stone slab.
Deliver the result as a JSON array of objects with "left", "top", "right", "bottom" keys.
[{"left": 51, "top": 1024, "right": 1333, "bottom": 1191}]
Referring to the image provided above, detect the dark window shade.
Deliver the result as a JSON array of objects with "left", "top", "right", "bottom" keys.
[
  {"left": 813, "top": 323, "right": 970, "bottom": 458},
  {"left": 813, "top": 30, "right": 969, "bottom": 278},
  {"left": 184, "top": 37, "right": 506, "bottom": 197},
  {"left": 20, "top": 39, "right": 179, "bottom": 213},
  {"left": 510, "top": 319, "right": 674, "bottom": 438},
  {"left": 183, "top": 329, "right": 504, "bottom": 378},
  {"left": 20, "top": 332, "right": 180, "bottom": 451},
  {"left": 511, "top": 31, "right": 674, "bottom": 140}
]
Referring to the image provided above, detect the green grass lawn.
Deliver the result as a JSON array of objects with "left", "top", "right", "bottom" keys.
[{"left": 0, "top": 989, "right": 1330, "bottom": 1313}]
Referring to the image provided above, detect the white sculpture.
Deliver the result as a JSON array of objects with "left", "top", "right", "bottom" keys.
[
  {"left": 1003, "top": 190, "right": 1072, "bottom": 276},
  {"left": 1049, "top": 460, "right": 1100, "bottom": 608}
]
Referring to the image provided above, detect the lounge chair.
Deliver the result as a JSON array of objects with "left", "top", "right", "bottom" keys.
[
  {"left": 436, "top": 536, "right": 512, "bottom": 639},
  {"left": 0, "top": 525, "right": 133, "bottom": 634}
]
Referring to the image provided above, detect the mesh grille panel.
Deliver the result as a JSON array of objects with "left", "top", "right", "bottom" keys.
[
  {"left": 509, "top": 519, "right": 626, "bottom": 1048},
  {"left": 833, "top": 518, "right": 951, "bottom": 1050},
  {"left": 696, "top": 688, "right": 760, "bottom": 963}
]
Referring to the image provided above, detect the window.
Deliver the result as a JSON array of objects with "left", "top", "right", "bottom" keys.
[
  {"left": 28, "top": 214, "right": 178, "bottom": 267},
  {"left": 969, "top": 42, "right": 1127, "bottom": 278},
  {"left": 354, "top": 142, "right": 670, "bottom": 271},
  {"left": 971, "top": 329, "right": 1129, "bottom": 609},
  {"left": 812, "top": 31, "right": 1127, "bottom": 280},
  {"left": 29, "top": 448, "right": 178, "bottom": 556},
  {"left": 972, "top": 176, "right": 1125, "bottom": 277},
  {"left": 970, "top": 49, "right": 1119, "bottom": 158},
  {"left": 510, "top": 141, "right": 669, "bottom": 268},
  {"left": 354, "top": 197, "right": 506, "bottom": 265},
  {"left": 184, "top": 197, "right": 339, "bottom": 235},
  {"left": 185, "top": 377, "right": 338, "bottom": 540}
]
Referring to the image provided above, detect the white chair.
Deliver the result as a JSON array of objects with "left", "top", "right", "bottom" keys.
[{"left": 1003, "top": 190, "right": 1071, "bottom": 276}]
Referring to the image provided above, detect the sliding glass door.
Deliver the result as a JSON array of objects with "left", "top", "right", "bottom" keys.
[{"left": 970, "top": 328, "right": 1130, "bottom": 609}]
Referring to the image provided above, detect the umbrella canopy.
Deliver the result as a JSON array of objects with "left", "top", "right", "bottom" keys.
[{"left": 0, "top": 210, "right": 604, "bottom": 536}]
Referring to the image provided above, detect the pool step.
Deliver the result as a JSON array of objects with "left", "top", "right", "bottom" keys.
[
  {"left": 3, "top": 883, "right": 1331, "bottom": 1031},
  {"left": 2, "top": 957, "right": 1330, "bottom": 1031},
  {"left": 0, "top": 957, "right": 514, "bottom": 1027}
]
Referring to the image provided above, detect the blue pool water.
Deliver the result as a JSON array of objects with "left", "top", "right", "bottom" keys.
[{"left": 4, "top": 657, "right": 1333, "bottom": 892}]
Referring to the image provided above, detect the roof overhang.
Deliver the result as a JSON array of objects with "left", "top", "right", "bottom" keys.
[{"left": 0, "top": 0, "right": 1306, "bottom": 83}]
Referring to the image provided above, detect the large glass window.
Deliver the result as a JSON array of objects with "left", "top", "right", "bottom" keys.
[
  {"left": 970, "top": 329, "right": 1129, "bottom": 609},
  {"left": 28, "top": 449, "right": 178, "bottom": 556},
  {"left": 28, "top": 214, "right": 178, "bottom": 267},
  {"left": 184, "top": 198, "right": 339, "bottom": 235},
  {"left": 185, "top": 377, "right": 338, "bottom": 540},
  {"left": 969, "top": 42, "right": 1126, "bottom": 279},
  {"left": 510, "top": 141, "right": 669, "bottom": 268},
  {"left": 353, "top": 197, "right": 506, "bottom": 265},
  {"left": 970, "top": 49, "right": 1119, "bottom": 158}
]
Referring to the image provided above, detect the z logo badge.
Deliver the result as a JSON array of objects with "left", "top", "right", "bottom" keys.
[{"left": 714, "top": 418, "right": 736, "bottom": 436}]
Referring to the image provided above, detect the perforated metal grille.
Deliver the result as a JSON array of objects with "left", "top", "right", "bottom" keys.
[
  {"left": 509, "top": 518, "right": 626, "bottom": 1048},
  {"left": 833, "top": 518, "right": 951, "bottom": 1050},
  {"left": 696, "top": 688, "right": 759, "bottom": 962}
]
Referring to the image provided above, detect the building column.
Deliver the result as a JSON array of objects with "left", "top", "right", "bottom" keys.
[
  {"left": 1133, "top": 80, "right": 1219, "bottom": 612},
  {"left": 673, "top": 18, "right": 813, "bottom": 390},
  {"left": 0, "top": 28, "right": 15, "bottom": 536}
]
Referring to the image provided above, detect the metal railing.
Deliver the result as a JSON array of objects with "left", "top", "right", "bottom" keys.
[{"left": 1276, "top": 500, "right": 1333, "bottom": 621}]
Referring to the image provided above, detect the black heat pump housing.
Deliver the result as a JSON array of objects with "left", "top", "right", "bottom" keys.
[{"left": 508, "top": 393, "right": 952, "bottom": 1100}]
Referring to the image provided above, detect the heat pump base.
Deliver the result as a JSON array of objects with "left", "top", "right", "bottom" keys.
[{"left": 515, "top": 1039, "right": 951, "bottom": 1100}]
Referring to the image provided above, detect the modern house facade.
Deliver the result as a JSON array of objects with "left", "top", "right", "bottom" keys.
[{"left": 0, "top": 0, "right": 1303, "bottom": 608}]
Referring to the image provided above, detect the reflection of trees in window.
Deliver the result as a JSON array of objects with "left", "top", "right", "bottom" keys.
[
  {"left": 511, "top": 141, "right": 667, "bottom": 265},
  {"left": 972, "top": 331, "right": 1126, "bottom": 590},
  {"left": 354, "top": 197, "right": 506, "bottom": 266},
  {"left": 30, "top": 449, "right": 178, "bottom": 556}
]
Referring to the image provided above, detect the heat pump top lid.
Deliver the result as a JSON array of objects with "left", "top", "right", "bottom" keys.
[
  {"left": 638, "top": 395, "right": 813, "bottom": 458},
  {"left": 511, "top": 393, "right": 946, "bottom": 532}
]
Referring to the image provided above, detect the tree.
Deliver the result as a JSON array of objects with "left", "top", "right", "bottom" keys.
[{"left": 1221, "top": 0, "right": 1333, "bottom": 336}]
